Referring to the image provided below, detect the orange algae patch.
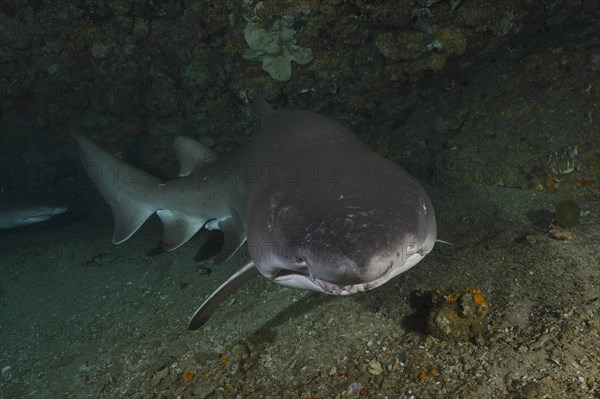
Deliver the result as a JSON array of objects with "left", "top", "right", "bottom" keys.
[
  {"left": 419, "top": 368, "right": 439, "bottom": 381},
  {"left": 472, "top": 293, "right": 488, "bottom": 310},
  {"left": 466, "top": 288, "right": 488, "bottom": 311},
  {"left": 219, "top": 354, "right": 229, "bottom": 367},
  {"left": 182, "top": 370, "right": 196, "bottom": 382}
]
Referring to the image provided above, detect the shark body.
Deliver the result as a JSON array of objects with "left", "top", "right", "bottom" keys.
[
  {"left": 0, "top": 200, "right": 68, "bottom": 230},
  {"left": 74, "top": 100, "right": 437, "bottom": 329}
]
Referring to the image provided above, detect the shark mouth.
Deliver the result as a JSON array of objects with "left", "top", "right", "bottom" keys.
[
  {"left": 272, "top": 257, "right": 407, "bottom": 296},
  {"left": 312, "top": 275, "right": 388, "bottom": 295}
]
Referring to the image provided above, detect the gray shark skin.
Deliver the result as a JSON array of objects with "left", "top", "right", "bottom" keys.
[
  {"left": 0, "top": 201, "right": 68, "bottom": 230},
  {"left": 74, "top": 100, "right": 437, "bottom": 330}
]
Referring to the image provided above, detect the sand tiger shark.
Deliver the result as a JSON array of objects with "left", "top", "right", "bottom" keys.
[
  {"left": 74, "top": 99, "right": 437, "bottom": 330},
  {"left": 0, "top": 200, "right": 68, "bottom": 230}
]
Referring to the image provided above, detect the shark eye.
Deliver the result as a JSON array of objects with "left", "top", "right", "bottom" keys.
[
  {"left": 290, "top": 256, "right": 305, "bottom": 264},
  {"left": 420, "top": 197, "right": 428, "bottom": 214}
]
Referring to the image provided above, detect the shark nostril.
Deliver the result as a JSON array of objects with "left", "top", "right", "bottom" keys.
[{"left": 406, "top": 242, "right": 418, "bottom": 253}]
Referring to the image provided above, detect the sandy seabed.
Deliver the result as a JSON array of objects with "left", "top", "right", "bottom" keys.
[{"left": 1, "top": 183, "right": 598, "bottom": 399}]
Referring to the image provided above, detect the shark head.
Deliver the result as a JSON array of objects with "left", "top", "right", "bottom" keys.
[{"left": 246, "top": 151, "right": 437, "bottom": 295}]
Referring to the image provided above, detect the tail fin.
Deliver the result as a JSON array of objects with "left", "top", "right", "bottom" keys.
[
  {"left": 73, "top": 133, "right": 160, "bottom": 244},
  {"left": 74, "top": 134, "right": 244, "bottom": 257}
]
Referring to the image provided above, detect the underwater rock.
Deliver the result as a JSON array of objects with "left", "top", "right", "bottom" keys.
[
  {"left": 144, "top": 77, "right": 180, "bottom": 118},
  {"left": 91, "top": 42, "right": 108, "bottom": 58},
  {"left": 426, "top": 288, "right": 489, "bottom": 342},
  {"left": 376, "top": 27, "right": 467, "bottom": 79},
  {"left": 132, "top": 18, "right": 149, "bottom": 39},
  {"left": 242, "top": 15, "right": 313, "bottom": 82},
  {"left": 554, "top": 199, "right": 580, "bottom": 227},
  {"left": 375, "top": 31, "right": 428, "bottom": 61}
]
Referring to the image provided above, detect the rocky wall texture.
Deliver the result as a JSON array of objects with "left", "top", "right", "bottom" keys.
[{"left": 1, "top": 0, "right": 598, "bottom": 199}]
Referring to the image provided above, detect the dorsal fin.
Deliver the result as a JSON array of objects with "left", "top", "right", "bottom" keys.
[
  {"left": 253, "top": 98, "right": 275, "bottom": 125},
  {"left": 174, "top": 136, "right": 218, "bottom": 177}
]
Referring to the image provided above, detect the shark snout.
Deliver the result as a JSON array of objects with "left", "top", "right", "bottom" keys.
[
  {"left": 305, "top": 256, "right": 372, "bottom": 286},
  {"left": 289, "top": 236, "right": 433, "bottom": 294},
  {"left": 297, "top": 248, "right": 391, "bottom": 287}
]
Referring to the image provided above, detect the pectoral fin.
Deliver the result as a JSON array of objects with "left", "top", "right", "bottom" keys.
[
  {"left": 188, "top": 261, "right": 259, "bottom": 330},
  {"left": 213, "top": 210, "right": 246, "bottom": 265}
]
